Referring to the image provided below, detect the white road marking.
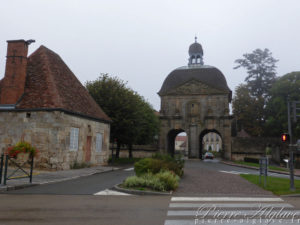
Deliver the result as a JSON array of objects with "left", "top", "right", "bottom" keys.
[
  {"left": 94, "top": 189, "right": 131, "bottom": 195},
  {"left": 164, "top": 219, "right": 300, "bottom": 225},
  {"left": 219, "top": 170, "right": 249, "bottom": 175},
  {"left": 167, "top": 210, "right": 300, "bottom": 216},
  {"left": 171, "top": 197, "right": 283, "bottom": 202},
  {"left": 169, "top": 203, "right": 292, "bottom": 208},
  {"left": 123, "top": 167, "right": 134, "bottom": 171}
]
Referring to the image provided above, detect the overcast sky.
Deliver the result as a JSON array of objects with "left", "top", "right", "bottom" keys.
[{"left": 1, "top": 0, "right": 300, "bottom": 110}]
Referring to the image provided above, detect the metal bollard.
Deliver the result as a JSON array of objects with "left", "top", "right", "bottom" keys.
[
  {"left": 0, "top": 154, "right": 4, "bottom": 184},
  {"left": 3, "top": 155, "right": 8, "bottom": 185}
]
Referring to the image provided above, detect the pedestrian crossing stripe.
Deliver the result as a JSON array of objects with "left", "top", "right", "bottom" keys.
[
  {"left": 171, "top": 197, "right": 284, "bottom": 202},
  {"left": 164, "top": 219, "right": 300, "bottom": 225},
  {"left": 169, "top": 203, "right": 293, "bottom": 208}
]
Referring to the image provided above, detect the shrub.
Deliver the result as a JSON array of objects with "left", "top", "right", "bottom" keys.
[
  {"left": 134, "top": 158, "right": 163, "bottom": 176},
  {"left": 123, "top": 174, "right": 165, "bottom": 191},
  {"left": 155, "top": 170, "right": 179, "bottom": 190},
  {"left": 123, "top": 171, "right": 179, "bottom": 192},
  {"left": 134, "top": 156, "right": 184, "bottom": 177},
  {"left": 70, "top": 161, "right": 91, "bottom": 169}
]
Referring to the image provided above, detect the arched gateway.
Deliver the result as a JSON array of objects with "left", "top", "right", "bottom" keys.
[{"left": 158, "top": 38, "right": 232, "bottom": 159}]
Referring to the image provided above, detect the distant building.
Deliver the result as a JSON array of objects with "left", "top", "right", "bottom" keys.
[
  {"left": 203, "top": 132, "right": 222, "bottom": 152},
  {"left": 0, "top": 40, "right": 111, "bottom": 170},
  {"left": 175, "top": 136, "right": 187, "bottom": 151}
]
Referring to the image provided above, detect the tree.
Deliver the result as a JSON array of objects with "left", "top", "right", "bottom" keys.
[
  {"left": 86, "top": 74, "right": 159, "bottom": 158},
  {"left": 234, "top": 48, "right": 278, "bottom": 98},
  {"left": 233, "top": 49, "right": 278, "bottom": 136},
  {"left": 232, "top": 84, "right": 265, "bottom": 136},
  {"left": 264, "top": 72, "right": 300, "bottom": 137}
]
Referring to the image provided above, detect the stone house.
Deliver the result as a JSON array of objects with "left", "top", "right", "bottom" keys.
[{"left": 0, "top": 39, "right": 111, "bottom": 170}]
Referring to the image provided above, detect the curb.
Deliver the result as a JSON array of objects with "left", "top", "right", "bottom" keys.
[
  {"left": 0, "top": 166, "right": 123, "bottom": 193},
  {"left": 112, "top": 184, "right": 172, "bottom": 196},
  {"left": 221, "top": 161, "right": 300, "bottom": 177}
]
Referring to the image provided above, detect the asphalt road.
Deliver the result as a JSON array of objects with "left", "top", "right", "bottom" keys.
[
  {"left": 7, "top": 168, "right": 135, "bottom": 195},
  {"left": 1, "top": 160, "right": 300, "bottom": 225},
  {"left": 5, "top": 159, "right": 299, "bottom": 195}
]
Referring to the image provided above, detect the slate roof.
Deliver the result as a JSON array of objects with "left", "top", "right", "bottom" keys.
[
  {"left": 189, "top": 42, "right": 203, "bottom": 56},
  {"left": 158, "top": 65, "right": 231, "bottom": 97},
  {"left": 13, "top": 45, "right": 111, "bottom": 122}
]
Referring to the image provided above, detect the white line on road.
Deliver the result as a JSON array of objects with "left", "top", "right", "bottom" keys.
[
  {"left": 164, "top": 219, "right": 300, "bottom": 225},
  {"left": 94, "top": 189, "right": 132, "bottom": 196},
  {"left": 169, "top": 203, "right": 292, "bottom": 208},
  {"left": 219, "top": 170, "right": 249, "bottom": 175},
  {"left": 167, "top": 210, "right": 300, "bottom": 216},
  {"left": 123, "top": 167, "right": 134, "bottom": 171},
  {"left": 171, "top": 197, "right": 283, "bottom": 202}
]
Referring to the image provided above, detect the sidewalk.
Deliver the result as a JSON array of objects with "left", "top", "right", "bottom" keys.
[
  {"left": 221, "top": 160, "right": 300, "bottom": 177},
  {"left": 0, "top": 165, "right": 120, "bottom": 192}
]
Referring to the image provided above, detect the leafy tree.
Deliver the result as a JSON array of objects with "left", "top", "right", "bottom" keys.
[
  {"left": 86, "top": 74, "right": 159, "bottom": 158},
  {"left": 234, "top": 48, "right": 278, "bottom": 98},
  {"left": 264, "top": 72, "right": 300, "bottom": 137},
  {"left": 232, "top": 84, "right": 265, "bottom": 136},
  {"left": 233, "top": 49, "right": 278, "bottom": 136}
]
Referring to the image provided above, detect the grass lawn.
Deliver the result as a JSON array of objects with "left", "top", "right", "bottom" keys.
[
  {"left": 240, "top": 174, "right": 300, "bottom": 195},
  {"left": 234, "top": 161, "right": 288, "bottom": 172}
]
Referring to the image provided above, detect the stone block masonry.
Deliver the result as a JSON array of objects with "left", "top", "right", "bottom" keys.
[{"left": 0, "top": 111, "right": 110, "bottom": 170}]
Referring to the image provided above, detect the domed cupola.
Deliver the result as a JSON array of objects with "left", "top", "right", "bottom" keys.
[{"left": 188, "top": 37, "right": 204, "bottom": 66}]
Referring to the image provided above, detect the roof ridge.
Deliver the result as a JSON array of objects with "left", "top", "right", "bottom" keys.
[{"left": 41, "top": 47, "right": 64, "bottom": 107}]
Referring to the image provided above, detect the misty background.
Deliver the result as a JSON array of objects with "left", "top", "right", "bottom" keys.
[{"left": 0, "top": 0, "right": 299, "bottom": 111}]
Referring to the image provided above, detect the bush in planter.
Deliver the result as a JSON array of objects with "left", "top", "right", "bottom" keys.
[
  {"left": 134, "top": 158, "right": 164, "bottom": 176},
  {"left": 134, "top": 156, "right": 184, "bottom": 177},
  {"left": 123, "top": 170, "right": 179, "bottom": 191}
]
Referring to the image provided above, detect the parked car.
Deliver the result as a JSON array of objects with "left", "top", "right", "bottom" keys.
[{"left": 204, "top": 152, "right": 214, "bottom": 159}]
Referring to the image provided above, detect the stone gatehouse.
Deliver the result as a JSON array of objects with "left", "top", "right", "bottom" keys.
[
  {"left": 0, "top": 39, "right": 111, "bottom": 169},
  {"left": 158, "top": 38, "right": 232, "bottom": 159}
]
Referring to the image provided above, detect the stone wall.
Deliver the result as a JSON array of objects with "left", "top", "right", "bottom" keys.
[
  {"left": 0, "top": 110, "right": 110, "bottom": 170},
  {"left": 231, "top": 137, "right": 288, "bottom": 163},
  {"left": 109, "top": 144, "right": 158, "bottom": 158}
]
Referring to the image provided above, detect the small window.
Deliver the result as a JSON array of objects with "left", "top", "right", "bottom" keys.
[
  {"left": 96, "top": 133, "right": 103, "bottom": 153},
  {"left": 70, "top": 127, "right": 79, "bottom": 151}
]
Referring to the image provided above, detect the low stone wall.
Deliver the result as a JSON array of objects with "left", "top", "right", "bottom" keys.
[
  {"left": 109, "top": 144, "right": 158, "bottom": 158},
  {"left": 231, "top": 137, "right": 289, "bottom": 163}
]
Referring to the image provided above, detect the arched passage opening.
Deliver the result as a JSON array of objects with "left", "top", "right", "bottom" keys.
[
  {"left": 199, "top": 129, "right": 222, "bottom": 159},
  {"left": 167, "top": 129, "right": 187, "bottom": 156}
]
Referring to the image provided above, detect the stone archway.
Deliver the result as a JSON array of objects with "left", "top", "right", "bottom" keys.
[
  {"left": 167, "top": 129, "right": 185, "bottom": 156},
  {"left": 158, "top": 39, "right": 232, "bottom": 160},
  {"left": 199, "top": 129, "right": 222, "bottom": 159}
]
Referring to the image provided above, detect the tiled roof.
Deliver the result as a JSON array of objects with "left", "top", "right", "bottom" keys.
[
  {"left": 16, "top": 45, "right": 111, "bottom": 122},
  {"left": 175, "top": 136, "right": 187, "bottom": 142}
]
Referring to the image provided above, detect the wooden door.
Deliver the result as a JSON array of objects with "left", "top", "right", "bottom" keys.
[{"left": 85, "top": 136, "right": 92, "bottom": 162}]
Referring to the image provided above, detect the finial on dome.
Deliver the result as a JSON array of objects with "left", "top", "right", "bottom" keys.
[{"left": 195, "top": 36, "right": 197, "bottom": 43}]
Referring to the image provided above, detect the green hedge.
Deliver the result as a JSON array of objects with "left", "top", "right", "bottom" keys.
[{"left": 134, "top": 154, "right": 184, "bottom": 177}]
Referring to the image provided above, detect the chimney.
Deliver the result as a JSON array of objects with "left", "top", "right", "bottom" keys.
[{"left": 0, "top": 39, "right": 34, "bottom": 106}]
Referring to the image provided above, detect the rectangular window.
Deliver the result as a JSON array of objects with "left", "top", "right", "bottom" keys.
[
  {"left": 96, "top": 133, "right": 103, "bottom": 153},
  {"left": 70, "top": 127, "right": 79, "bottom": 151}
]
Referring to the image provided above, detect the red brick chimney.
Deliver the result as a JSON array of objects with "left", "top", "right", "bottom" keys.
[{"left": 0, "top": 39, "right": 34, "bottom": 105}]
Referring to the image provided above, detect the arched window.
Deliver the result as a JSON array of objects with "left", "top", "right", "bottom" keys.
[{"left": 191, "top": 56, "right": 196, "bottom": 64}]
